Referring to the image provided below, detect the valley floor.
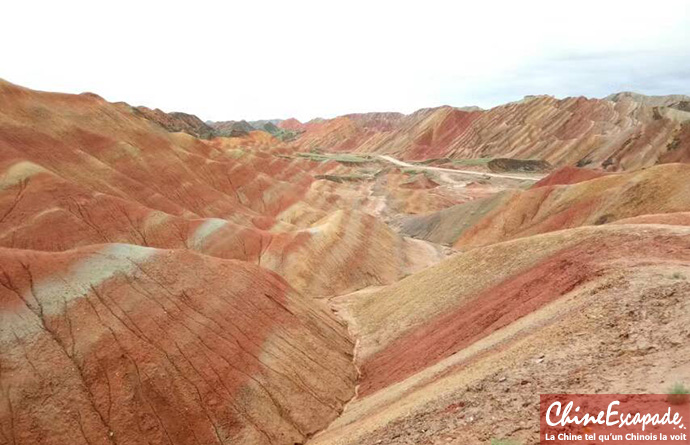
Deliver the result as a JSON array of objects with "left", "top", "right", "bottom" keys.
[
  {"left": 2, "top": 80, "right": 690, "bottom": 445},
  {"left": 311, "top": 225, "right": 690, "bottom": 444}
]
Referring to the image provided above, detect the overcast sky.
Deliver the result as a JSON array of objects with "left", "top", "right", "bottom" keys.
[{"left": 2, "top": 0, "right": 689, "bottom": 121}]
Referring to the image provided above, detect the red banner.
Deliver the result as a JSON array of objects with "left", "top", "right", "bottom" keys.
[{"left": 540, "top": 394, "right": 690, "bottom": 444}]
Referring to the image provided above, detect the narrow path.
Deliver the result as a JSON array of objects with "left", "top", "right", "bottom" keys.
[{"left": 377, "top": 155, "right": 545, "bottom": 181}]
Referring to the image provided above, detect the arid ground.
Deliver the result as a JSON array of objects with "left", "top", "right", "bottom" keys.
[{"left": 1, "top": 80, "right": 690, "bottom": 444}]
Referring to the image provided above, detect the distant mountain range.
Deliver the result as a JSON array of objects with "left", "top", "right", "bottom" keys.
[
  {"left": 2, "top": 78, "right": 690, "bottom": 445},
  {"left": 130, "top": 91, "right": 690, "bottom": 171}
]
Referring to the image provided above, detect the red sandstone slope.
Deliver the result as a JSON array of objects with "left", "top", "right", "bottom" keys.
[
  {"left": 0, "top": 79, "right": 351, "bottom": 227},
  {"left": 278, "top": 118, "right": 305, "bottom": 131},
  {"left": 531, "top": 165, "right": 609, "bottom": 188},
  {"left": 0, "top": 80, "right": 444, "bottom": 297},
  {"left": 0, "top": 79, "right": 258, "bottom": 222},
  {"left": 453, "top": 163, "right": 690, "bottom": 249},
  {"left": 398, "top": 163, "right": 690, "bottom": 248},
  {"left": 0, "top": 159, "right": 441, "bottom": 295},
  {"left": 290, "top": 95, "right": 690, "bottom": 170},
  {"left": 313, "top": 224, "right": 690, "bottom": 444},
  {"left": 0, "top": 244, "right": 356, "bottom": 445},
  {"left": 0, "top": 80, "right": 451, "bottom": 445},
  {"left": 360, "top": 226, "right": 690, "bottom": 395},
  {"left": 5, "top": 77, "right": 690, "bottom": 445}
]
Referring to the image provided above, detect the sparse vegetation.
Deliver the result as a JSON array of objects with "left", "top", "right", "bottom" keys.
[
  {"left": 491, "top": 438, "right": 520, "bottom": 445},
  {"left": 668, "top": 382, "right": 690, "bottom": 405},
  {"left": 671, "top": 272, "right": 684, "bottom": 280},
  {"left": 412, "top": 157, "right": 492, "bottom": 166},
  {"left": 452, "top": 157, "right": 493, "bottom": 166},
  {"left": 413, "top": 157, "right": 452, "bottom": 165},
  {"left": 667, "top": 137, "right": 681, "bottom": 151},
  {"left": 297, "top": 152, "right": 371, "bottom": 164},
  {"left": 669, "top": 382, "right": 690, "bottom": 395},
  {"left": 401, "top": 168, "right": 422, "bottom": 175},
  {"left": 314, "top": 173, "right": 371, "bottom": 183},
  {"left": 357, "top": 168, "right": 379, "bottom": 175},
  {"left": 488, "top": 158, "right": 552, "bottom": 173},
  {"left": 260, "top": 123, "right": 300, "bottom": 142}
]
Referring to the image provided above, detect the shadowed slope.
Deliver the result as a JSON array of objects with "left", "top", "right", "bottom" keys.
[
  {"left": 398, "top": 163, "right": 690, "bottom": 248},
  {"left": 453, "top": 163, "right": 690, "bottom": 249},
  {"left": 397, "top": 191, "right": 517, "bottom": 245},
  {"left": 132, "top": 106, "right": 216, "bottom": 139},
  {"left": 658, "top": 121, "right": 690, "bottom": 164}
]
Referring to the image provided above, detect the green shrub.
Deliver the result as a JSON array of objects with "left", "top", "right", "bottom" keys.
[
  {"left": 668, "top": 382, "right": 690, "bottom": 405},
  {"left": 669, "top": 382, "right": 690, "bottom": 394}
]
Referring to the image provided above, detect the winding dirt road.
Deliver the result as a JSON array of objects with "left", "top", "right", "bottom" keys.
[{"left": 377, "top": 155, "right": 545, "bottom": 181}]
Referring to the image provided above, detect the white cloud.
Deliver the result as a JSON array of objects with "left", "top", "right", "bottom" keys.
[{"left": 2, "top": 0, "right": 689, "bottom": 120}]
